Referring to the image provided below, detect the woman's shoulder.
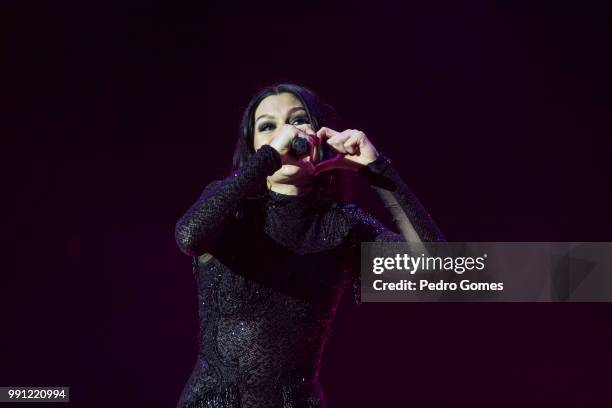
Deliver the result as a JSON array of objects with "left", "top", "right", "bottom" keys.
[
  {"left": 328, "top": 199, "right": 387, "bottom": 235},
  {"left": 199, "top": 176, "right": 264, "bottom": 199},
  {"left": 327, "top": 199, "right": 376, "bottom": 226},
  {"left": 329, "top": 198, "right": 365, "bottom": 213},
  {"left": 197, "top": 178, "right": 225, "bottom": 198}
]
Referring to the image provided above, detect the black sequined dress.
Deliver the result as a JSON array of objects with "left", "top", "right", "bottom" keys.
[{"left": 174, "top": 144, "right": 445, "bottom": 408}]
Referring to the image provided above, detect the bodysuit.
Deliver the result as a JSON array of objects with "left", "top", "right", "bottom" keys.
[{"left": 174, "top": 144, "right": 445, "bottom": 408}]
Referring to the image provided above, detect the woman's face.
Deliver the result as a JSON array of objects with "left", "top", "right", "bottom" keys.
[{"left": 253, "top": 92, "right": 318, "bottom": 186}]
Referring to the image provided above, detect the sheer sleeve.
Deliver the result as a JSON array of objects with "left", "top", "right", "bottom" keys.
[
  {"left": 174, "top": 144, "right": 282, "bottom": 257},
  {"left": 346, "top": 153, "right": 446, "bottom": 305},
  {"left": 355, "top": 153, "right": 446, "bottom": 243}
]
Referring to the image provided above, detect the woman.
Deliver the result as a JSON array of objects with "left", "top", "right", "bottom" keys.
[{"left": 174, "top": 83, "right": 445, "bottom": 408}]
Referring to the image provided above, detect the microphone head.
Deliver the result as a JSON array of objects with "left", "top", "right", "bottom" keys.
[{"left": 290, "top": 137, "right": 310, "bottom": 156}]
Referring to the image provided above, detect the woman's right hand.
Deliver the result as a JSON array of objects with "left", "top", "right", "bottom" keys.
[{"left": 268, "top": 124, "right": 318, "bottom": 164}]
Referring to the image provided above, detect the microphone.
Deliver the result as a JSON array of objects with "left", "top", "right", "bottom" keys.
[{"left": 290, "top": 137, "right": 311, "bottom": 156}]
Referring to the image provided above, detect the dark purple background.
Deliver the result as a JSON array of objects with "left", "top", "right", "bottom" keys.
[{"left": 2, "top": 0, "right": 611, "bottom": 406}]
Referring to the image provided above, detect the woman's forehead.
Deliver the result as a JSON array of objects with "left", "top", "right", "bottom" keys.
[{"left": 255, "top": 93, "right": 304, "bottom": 117}]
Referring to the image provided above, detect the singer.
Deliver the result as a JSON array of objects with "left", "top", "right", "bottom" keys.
[{"left": 174, "top": 83, "right": 446, "bottom": 408}]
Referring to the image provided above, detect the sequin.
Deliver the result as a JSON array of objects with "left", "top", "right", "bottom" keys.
[{"left": 174, "top": 145, "right": 445, "bottom": 407}]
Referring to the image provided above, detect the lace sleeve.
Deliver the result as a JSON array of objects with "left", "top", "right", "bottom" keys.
[
  {"left": 174, "top": 144, "right": 282, "bottom": 257},
  {"left": 347, "top": 153, "right": 446, "bottom": 305}
]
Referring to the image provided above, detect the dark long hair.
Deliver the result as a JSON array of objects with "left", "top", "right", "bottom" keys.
[{"left": 232, "top": 83, "right": 346, "bottom": 202}]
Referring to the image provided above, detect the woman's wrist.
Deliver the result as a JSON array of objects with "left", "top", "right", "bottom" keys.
[
  {"left": 357, "top": 153, "right": 396, "bottom": 191},
  {"left": 254, "top": 144, "right": 282, "bottom": 175},
  {"left": 360, "top": 153, "right": 392, "bottom": 175}
]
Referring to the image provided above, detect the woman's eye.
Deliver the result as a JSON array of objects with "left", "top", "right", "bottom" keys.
[
  {"left": 291, "top": 116, "right": 310, "bottom": 126},
  {"left": 258, "top": 123, "right": 275, "bottom": 132}
]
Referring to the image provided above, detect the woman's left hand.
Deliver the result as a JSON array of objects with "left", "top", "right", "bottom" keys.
[{"left": 313, "top": 127, "right": 380, "bottom": 175}]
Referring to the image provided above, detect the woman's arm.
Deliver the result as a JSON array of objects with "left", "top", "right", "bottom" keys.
[
  {"left": 346, "top": 154, "right": 446, "bottom": 305},
  {"left": 174, "top": 144, "right": 282, "bottom": 256},
  {"left": 356, "top": 153, "right": 446, "bottom": 243},
  {"left": 312, "top": 126, "right": 444, "bottom": 303},
  {"left": 312, "top": 127, "right": 444, "bottom": 243}
]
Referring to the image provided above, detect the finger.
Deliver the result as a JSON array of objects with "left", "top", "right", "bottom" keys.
[
  {"left": 285, "top": 125, "right": 300, "bottom": 142},
  {"left": 316, "top": 127, "right": 340, "bottom": 141},
  {"left": 343, "top": 132, "right": 363, "bottom": 155},
  {"left": 331, "top": 129, "right": 354, "bottom": 143},
  {"left": 327, "top": 130, "right": 353, "bottom": 154}
]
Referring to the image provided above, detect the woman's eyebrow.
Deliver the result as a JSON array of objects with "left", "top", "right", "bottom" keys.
[
  {"left": 255, "top": 106, "right": 306, "bottom": 123},
  {"left": 287, "top": 106, "right": 306, "bottom": 115},
  {"left": 255, "top": 114, "right": 274, "bottom": 123}
]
